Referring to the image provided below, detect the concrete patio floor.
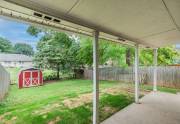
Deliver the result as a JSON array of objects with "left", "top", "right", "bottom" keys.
[{"left": 101, "top": 92, "right": 180, "bottom": 124}]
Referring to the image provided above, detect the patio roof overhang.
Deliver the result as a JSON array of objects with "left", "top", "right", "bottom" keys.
[{"left": 1, "top": 0, "right": 180, "bottom": 48}]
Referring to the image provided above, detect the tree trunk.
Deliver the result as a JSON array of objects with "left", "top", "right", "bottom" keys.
[
  {"left": 126, "top": 48, "right": 131, "bottom": 66},
  {"left": 56, "top": 65, "right": 60, "bottom": 79}
]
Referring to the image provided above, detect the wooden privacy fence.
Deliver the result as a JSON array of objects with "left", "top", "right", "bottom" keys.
[
  {"left": 0, "top": 64, "right": 10, "bottom": 101},
  {"left": 84, "top": 66, "right": 180, "bottom": 88}
]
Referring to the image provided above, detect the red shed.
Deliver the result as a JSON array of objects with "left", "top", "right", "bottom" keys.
[{"left": 18, "top": 68, "right": 43, "bottom": 88}]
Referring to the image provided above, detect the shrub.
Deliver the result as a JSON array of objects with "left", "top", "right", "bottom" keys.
[{"left": 42, "top": 69, "right": 57, "bottom": 81}]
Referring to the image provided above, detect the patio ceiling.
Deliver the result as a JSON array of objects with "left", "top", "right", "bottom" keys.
[{"left": 1, "top": 0, "right": 180, "bottom": 47}]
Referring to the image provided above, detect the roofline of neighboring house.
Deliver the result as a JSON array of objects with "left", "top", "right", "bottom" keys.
[{"left": 0, "top": 60, "right": 32, "bottom": 62}]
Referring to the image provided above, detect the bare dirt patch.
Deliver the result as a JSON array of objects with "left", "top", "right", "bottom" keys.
[
  {"left": 102, "top": 87, "right": 127, "bottom": 95},
  {"left": 33, "top": 103, "right": 62, "bottom": 115},
  {"left": 62, "top": 86, "right": 150, "bottom": 109},
  {"left": 63, "top": 93, "right": 92, "bottom": 108},
  {"left": 0, "top": 115, "right": 17, "bottom": 124},
  {"left": 0, "top": 112, "right": 12, "bottom": 124},
  {"left": 102, "top": 106, "right": 117, "bottom": 114},
  {"left": 48, "top": 116, "right": 61, "bottom": 124},
  {"left": 62, "top": 87, "right": 134, "bottom": 109}
]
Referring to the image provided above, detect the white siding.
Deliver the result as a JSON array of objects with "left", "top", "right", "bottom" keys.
[{"left": 0, "top": 61, "right": 33, "bottom": 68}]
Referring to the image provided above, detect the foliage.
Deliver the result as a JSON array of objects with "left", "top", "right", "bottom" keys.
[
  {"left": 77, "top": 37, "right": 179, "bottom": 67},
  {"left": 14, "top": 43, "right": 34, "bottom": 56},
  {"left": 76, "top": 38, "right": 93, "bottom": 66},
  {"left": 27, "top": 26, "right": 81, "bottom": 79},
  {"left": 42, "top": 69, "right": 74, "bottom": 81},
  {"left": 101, "top": 41, "right": 127, "bottom": 66},
  {"left": 26, "top": 26, "right": 42, "bottom": 37},
  {"left": 33, "top": 32, "right": 79, "bottom": 79},
  {"left": 42, "top": 69, "right": 57, "bottom": 81},
  {"left": 26, "top": 25, "right": 180, "bottom": 68},
  {"left": 77, "top": 37, "right": 127, "bottom": 67},
  {"left": 139, "top": 49, "right": 153, "bottom": 66},
  {"left": 140, "top": 46, "right": 180, "bottom": 66},
  {"left": 0, "top": 36, "right": 34, "bottom": 56},
  {"left": 158, "top": 47, "right": 179, "bottom": 65},
  {"left": 0, "top": 37, "right": 13, "bottom": 53}
]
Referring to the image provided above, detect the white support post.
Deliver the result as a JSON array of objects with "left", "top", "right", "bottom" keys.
[
  {"left": 93, "top": 30, "right": 99, "bottom": 124},
  {"left": 153, "top": 48, "right": 158, "bottom": 91},
  {"left": 134, "top": 44, "right": 139, "bottom": 103}
]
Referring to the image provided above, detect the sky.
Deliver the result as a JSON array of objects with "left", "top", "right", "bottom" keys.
[{"left": 0, "top": 16, "right": 39, "bottom": 50}]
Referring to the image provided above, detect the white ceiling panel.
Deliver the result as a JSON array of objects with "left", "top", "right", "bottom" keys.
[
  {"left": 68, "top": 0, "right": 175, "bottom": 38},
  {"left": 7, "top": 0, "right": 78, "bottom": 14},
  {"left": 142, "top": 29, "right": 180, "bottom": 47},
  {"left": 163, "top": 0, "right": 180, "bottom": 28}
]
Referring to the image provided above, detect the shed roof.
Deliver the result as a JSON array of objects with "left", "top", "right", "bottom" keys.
[
  {"left": 1, "top": 0, "right": 180, "bottom": 47},
  {"left": 0, "top": 53, "right": 32, "bottom": 62},
  {"left": 20, "top": 67, "right": 39, "bottom": 71}
]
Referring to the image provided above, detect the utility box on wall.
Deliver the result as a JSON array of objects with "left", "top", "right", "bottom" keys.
[{"left": 18, "top": 68, "right": 43, "bottom": 88}]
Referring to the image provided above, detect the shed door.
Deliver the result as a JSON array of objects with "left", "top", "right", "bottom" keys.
[
  {"left": 23, "top": 70, "right": 40, "bottom": 87},
  {"left": 32, "top": 71, "right": 39, "bottom": 86},
  {"left": 23, "top": 71, "right": 31, "bottom": 87}
]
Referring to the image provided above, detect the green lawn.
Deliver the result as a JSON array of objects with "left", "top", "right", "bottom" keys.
[
  {"left": 1, "top": 78, "right": 179, "bottom": 124},
  {"left": 0, "top": 79, "right": 134, "bottom": 124}
]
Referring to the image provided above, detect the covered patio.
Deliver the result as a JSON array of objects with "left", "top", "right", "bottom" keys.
[
  {"left": 102, "top": 92, "right": 180, "bottom": 124},
  {"left": 0, "top": 0, "right": 180, "bottom": 124}
]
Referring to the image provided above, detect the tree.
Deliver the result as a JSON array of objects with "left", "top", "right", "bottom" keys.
[
  {"left": 27, "top": 26, "right": 81, "bottom": 79},
  {"left": 157, "top": 47, "right": 179, "bottom": 65},
  {"left": 27, "top": 25, "right": 179, "bottom": 70},
  {"left": 27, "top": 26, "right": 42, "bottom": 37},
  {"left": 14, "top": 43, "right": 34, "bottom": 56},
  {"left": 77, "top": 37, "right": 127, "bottom": 67},
  {"left": 101, "top": 41, "right": 127, "bottom": 66},
  {"left": 125, "top": 47, "right": 134, "bottom": 66},
  {"left": 34, "top": 32, "right": 78, "bottom": 79},
  {"left": 139, "top": 46, "right": 180, "bottom": 66},
  {"left": 0, "top": 37, "right": 13, "bottom": 53},
  {"left": 77, "top": 38, "right": 93, "bottom": 66}
]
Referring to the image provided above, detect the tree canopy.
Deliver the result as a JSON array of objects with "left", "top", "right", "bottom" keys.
[
  {"left": 32, "top": 31, "right": 79, "bottom": 79},
  {"left": 26, "top": 25, "right": 180, "bottom": 71},
  {"left": 0, "top": 37, "right": 13, "bottom": 53},
  {"left": 77, "top": 37, "right": 127, "bottom": 67},
  {"left": 140, "top": 47, "right": 179, "bottom": 66},
  {"left": 14, "top": 43, "right": 34, "bottom": 56}
]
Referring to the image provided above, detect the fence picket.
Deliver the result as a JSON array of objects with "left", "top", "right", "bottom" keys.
[{"left": 84, "top": 66, "right": 180, "bottom": 88}]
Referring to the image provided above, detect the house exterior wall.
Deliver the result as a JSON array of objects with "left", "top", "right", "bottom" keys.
[{"left": 0, "top": 61, "right": 33, "bottom": 68}]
